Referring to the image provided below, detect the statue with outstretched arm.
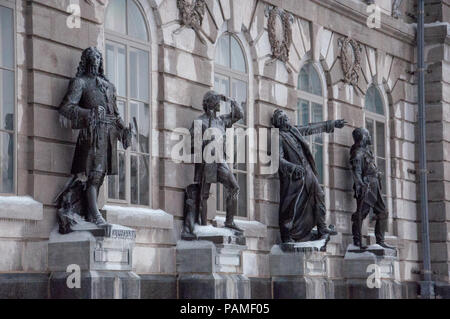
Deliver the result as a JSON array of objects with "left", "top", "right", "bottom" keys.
[{"left": 272, "top": 108, "right": 346, "bottom": 243}]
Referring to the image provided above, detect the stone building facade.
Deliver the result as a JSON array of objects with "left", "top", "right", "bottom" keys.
[{"left": 0, "top": 0, "right": 448, "bottom": 298}]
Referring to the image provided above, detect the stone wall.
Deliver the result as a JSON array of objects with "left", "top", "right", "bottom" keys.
[{"left": 1, "top": 0, "right": 447, "bottom": 298}]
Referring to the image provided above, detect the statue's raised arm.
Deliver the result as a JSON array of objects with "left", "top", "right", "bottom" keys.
[{"left": 295, "top": 119, "right": 347, "bottom": 136}]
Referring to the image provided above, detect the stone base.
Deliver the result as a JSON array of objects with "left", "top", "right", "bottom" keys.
[
  {"left": 181, "top": 224, "right": 246, "bottom": 245},
  {"left": 49, "top": 271, "right": 140, "bottom": 299},
  {"left": 140, "top": 274, "right": 177, "bottom": 299},
  {"left": 178, "top": 274, "right": 250, "bottom": 299},
  {"left": 270, "top": 245, "right": 333, "bottom": 299},
  {"left": 279, "top": 234, "right": 331, "bottom": 253},
  {"left": 0, "top": 273, "right": 49, "bottom": 299},
  {"left": 176, "top": 234, "right": 250, "bottom": 299},
  {"left": 47, "top": 223, "right": 140, "bottom": 299},
  {"left": 344, "top": 244, "right": 401, "bottom": 299}
]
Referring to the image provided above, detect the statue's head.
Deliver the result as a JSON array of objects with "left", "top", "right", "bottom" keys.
[
  {"left": 202, "top": 90, "right": 222, "bottom": 114},
  {"left": 76, "top": 47, "right": 105, "bottom": 78},
  {"left": 272, "top": 109, "right": 291, "bottom": 130},
  {"left": 352, "top": 127, "right": 372, "bottom": 146}
]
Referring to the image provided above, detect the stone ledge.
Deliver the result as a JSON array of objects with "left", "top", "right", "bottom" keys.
[
  {"left": 213, "top": 216, "right": 267, "bottom": 238},
  {"left": 0, "top": 196, "right": 43, "bottom": 221},
  {"left": 103, "top": 205, "right": 173, "bottom": 230}
]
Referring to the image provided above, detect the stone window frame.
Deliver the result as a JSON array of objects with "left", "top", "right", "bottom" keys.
[
  {"left": 0, "top": 0, "right": 16, "bottom": 195},
  {"left": 296, "top": 61, "right": 327, "bottom": 187},
  {"left": 104, "top": 0, "right": 153, "bottom": 208},
  {"left": 363, "top": 83, "right": 393, "bottom": 233},
  {"left": 212, "top": 30, "right": 255, "bottom": 221}
]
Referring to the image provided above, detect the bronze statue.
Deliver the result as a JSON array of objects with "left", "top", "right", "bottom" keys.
[
  {"left": 182, "top": 91, "right": 244, "bottom": 239},
  {"left": 55, "top": 47, "right": 132, "bottom": 234},
  {"left": 350, "top": 127, "right": 394, "bottom": 249},
  {"left": 272, "top": 109, "right": 345, "bottom": 243}
]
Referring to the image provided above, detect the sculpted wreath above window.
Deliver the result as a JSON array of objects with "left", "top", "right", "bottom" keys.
[
  {"left": 338, "top": 36, "right": 362, "bottom": 87},
  {"left": 174, "top": 0, "right": 207, "bottom": 44},
  {"left": 265, "top": 5, "right": 293, "bottom": 68}
]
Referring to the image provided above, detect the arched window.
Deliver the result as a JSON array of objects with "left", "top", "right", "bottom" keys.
[
  {"left": 0, "top": 2, "right": 15, "bottom": 194},
  {"left": 105, "top": 0, "right": 151, "bottom": 206},
  {"left": 296, "top": 63, "right": 325, "bottom": 184},
  {"left": 214, "top": 33, "right": 249, "bottom": 218},
  {"left": 364, "top": 85, "right": 387, "bottom": 196}
]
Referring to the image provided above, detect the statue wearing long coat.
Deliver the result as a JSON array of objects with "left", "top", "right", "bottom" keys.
[{"left": 278, "top": 121, "right": 335, "bottom": 242}]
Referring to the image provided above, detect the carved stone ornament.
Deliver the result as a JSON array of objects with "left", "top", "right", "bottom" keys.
[
  {"left": 265, "top": 6, "right": 293, "bottom": 69},
  {"left": 174, "top": 0, "right": 207, "bottom": 44},
  {"left": 392, "top": 0, "right": 403, "bottom": 19},
  {"left": 338, "top": 37, "right": 362, "bottom": 87}
]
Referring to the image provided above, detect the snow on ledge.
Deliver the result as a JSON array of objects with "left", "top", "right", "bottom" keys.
[
  {"left": 0, "top": 196, "right": 43, "bottom": 221},
  {"left": 213, "top": 216, "right": 267, "bottom": 238},
  {"left": 102, "top": 205, "right": 173, "bottom": 229}
]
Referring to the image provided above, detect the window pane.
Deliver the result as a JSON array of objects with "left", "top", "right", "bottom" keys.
[
  {"left": 130, "top": 155, "right": 138, "bottom": 204},
  {"left": 105, "top": 42, "right": 126, "bottom": 97},
  {"left": 230, "top": 36, "right": 246, "bottom": 73},
  {"left": 138, "top": 102, "right": 150, "bottom": 153},
  {"left": 214, "top": 74, "right": 230, "bottom": 115},
  {"left": 365, "top": 86, "right": 384, "bottom": 115},
  {"left": 231, "top": 79, "right": 247, "bottom": 124},
  {"left": 215, "top": 34, "right": 230, "bottom": 68},
  {"left": 130, "top": 48, "right": 149, "bottom": 101},
  {"left": 310, "top": 66, "right": 322, "bottom": 96},
  {"left": 297, "top": 99, "right": 309, "bottom": 126},
  {"left": 139, "top": 155, "right": 149, "bottom": 205},
  {"left": 313, "top": 144, "right": 323, "bottom": 184},
  {"left": 130, "top": 102, "right": 139, "bottom": 152},
  {"left": 237, "top": 173, "right": 247, "bottom": 217},
  {"left": 1, "top": 70, "right": 14, "bottom": 131},
  {"left": 0, "top": 131, "right": 13, "bottom": 193},
  {"left": 298, "top": 66, "right": 309, "bottom": 92},
  {"left": 128, "top": 0, "right": 148, "bottom": 41},
  {"left": 298, "top": 63, "right": 322, "bottom": 96},
  {"left": 376, "top": 121, "right": 385, "bottom": 158},
  {"left": 108, "top": 172, "right": 116, "bottom": 199},
  {"left": 0, "top": 6, "right": 13, "bottom": 69},
  {"left": 105, "top": 0, "right": 126, "bottom": 35},
  {"left": 312, "top": 102, "right": 323, "bottom": 143}
]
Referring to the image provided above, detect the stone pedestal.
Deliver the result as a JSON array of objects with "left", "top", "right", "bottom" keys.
[
  {"left": 177, "top": 225, "right": 250, "bottom": 299},
  {"left": 344, "top": 244, "right": 401, "bottom": 299},
  {"left": 270, "top": 244, "right": 333, "bottom": 299},
  {"left": 48, "top": 223, "right": 140, "bottom": 299}
]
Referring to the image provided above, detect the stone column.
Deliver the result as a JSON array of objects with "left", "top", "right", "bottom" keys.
[
  {"left": 270, "top": 244, "right": 334, "bottom": 299},
  {"left": 176, "top": 228, "right": 250, "bottom": 299},
  {"left": 48, "top": 224, "right": 140, "bottom": 299}
]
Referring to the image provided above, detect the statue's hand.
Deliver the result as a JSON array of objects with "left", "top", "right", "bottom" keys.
[
  {"left": 293, "top": 165, "right": 305, "bottom": 180},
  {"left": 334, "top": 119, "right": 347, "bottom": 129},
  {"left": 122, "top": 124, "right": 132, "bottom": 150}
]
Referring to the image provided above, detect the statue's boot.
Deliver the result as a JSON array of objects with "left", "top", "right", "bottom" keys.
[
  {"left": 91, "top": 209, "right": 107, "bottom": 227},
  {"left": 318, "top": 225, "right": 337, "bottom": 237},
  {"left": 224, "top": 192, "right": 243, "bottom": 233},
  {"left": 353, "top": 240, "right": 368, "bottom": 250},
  {"left": 377, "top": 241, "right": 396, "bottom": 250}
]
